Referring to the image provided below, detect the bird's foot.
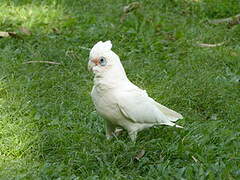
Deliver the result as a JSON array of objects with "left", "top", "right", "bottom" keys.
[
  {"left": 106, "top": 128, "right": 124, "bottom": 140},
  {"left": 128, "top": 131, "right": 138, "bottom": 142},
  {"left": 114, "top": 128, "right": 123, "bottom": 137}
]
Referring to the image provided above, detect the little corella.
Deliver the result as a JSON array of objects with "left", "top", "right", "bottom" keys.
[{"left": 88, "top": 41, "right": 183, "bottom": 141}]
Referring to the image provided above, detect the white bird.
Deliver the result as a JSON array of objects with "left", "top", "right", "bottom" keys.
[{"left": 88, "top": 40, "right": 183, "bottom": 141}]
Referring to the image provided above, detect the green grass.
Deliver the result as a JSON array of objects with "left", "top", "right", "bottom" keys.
[{"left": 0, "top": 0, "right": 240, "bottom": 179}]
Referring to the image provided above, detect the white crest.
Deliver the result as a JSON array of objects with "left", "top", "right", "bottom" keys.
[{"left": 90, "top": 40, "right": 112, "bottom": 58}]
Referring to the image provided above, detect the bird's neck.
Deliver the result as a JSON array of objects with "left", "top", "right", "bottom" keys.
[{"left": 94, "top": 66, "right": 129, "bottom": 89}]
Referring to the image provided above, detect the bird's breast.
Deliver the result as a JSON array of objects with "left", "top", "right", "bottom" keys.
[{"left": 91, "top": 86, "right": 121, "bottom": 124}]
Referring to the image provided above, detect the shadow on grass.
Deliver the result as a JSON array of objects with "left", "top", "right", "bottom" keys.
[{"left": 0, "top": 0, "right": 101, "bottom": 178}]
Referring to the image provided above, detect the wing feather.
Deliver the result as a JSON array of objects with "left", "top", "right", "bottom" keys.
[
  {"left": 116, "top": 90, "right": 182, "bottom": 127},
  {"left": 151, "top": 100, "right": 183, "bottom": 122}
]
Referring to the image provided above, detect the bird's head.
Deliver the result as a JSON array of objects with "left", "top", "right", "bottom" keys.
[{"left": 88, "top": 40, "right": 127, "bottom": 79}]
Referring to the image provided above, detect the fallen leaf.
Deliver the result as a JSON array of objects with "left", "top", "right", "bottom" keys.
[
  {"left": 123, "top": 2, "right": 141, "bottom": 13},
  {"left": 19, "top": 27, "right": 32, "bottom": 35},
  {"left": 0, "top": 31, "right": 19, "bottom": 38},
  {"left": 0, "top": 31, "right": 10, "bottom": 38},
  {"left": 121, "top": 2, "right": 141, "bottom": 23},
  {"left": 8, "top": 32, "right": 18, "bottom": 38},
  {"left": 134, "top": 149, "right": 145, "bottom": 161}
]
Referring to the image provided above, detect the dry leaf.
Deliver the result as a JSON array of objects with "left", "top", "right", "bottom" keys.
[
  {"left": 0, "top": 31, "right": 19, "bottom": 38},
  {"left": 8, "top": 32, "right": 18, "bottom": 38},
  {"left": 0, "top": 31, "right": 10, "bottom": 38},
  {"left": 123, "top": 2, "right": 141, "bottom": 13},
  {"left": 121, "top": 2, "right": 141, "bottom": 23},
  {"left": 19, "top": 27, "right": 32, "bottom": 35},
  {"left": 134, "top": 149, "right": 145, "bottom": 161}
]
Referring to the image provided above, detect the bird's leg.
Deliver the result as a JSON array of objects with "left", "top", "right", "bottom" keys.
[
  {"left": 105, "top": 120, "right": 116, "bottom": 139},
  {"left": 128, "top": 131, "right": 138, "bottom": 142}
]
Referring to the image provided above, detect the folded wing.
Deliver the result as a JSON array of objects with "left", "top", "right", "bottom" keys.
[{"left": 116, "top": 90, "right": 183, "bottom": 127}]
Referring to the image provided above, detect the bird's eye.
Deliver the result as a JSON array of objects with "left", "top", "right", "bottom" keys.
[{"left": 99, "top": 57, "right": 107, "bottom": 66}]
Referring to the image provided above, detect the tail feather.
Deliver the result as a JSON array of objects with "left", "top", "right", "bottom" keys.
[
  {"left": 153, "top": 101, "right": 183, "bottom": 122},
  {"left": 162, "top": 121, "right": 183, "bottom": 128}
]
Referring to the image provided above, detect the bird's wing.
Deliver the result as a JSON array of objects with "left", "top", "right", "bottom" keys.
[{"left": 116, "top": 90, "right": 182, "bottom": 127}]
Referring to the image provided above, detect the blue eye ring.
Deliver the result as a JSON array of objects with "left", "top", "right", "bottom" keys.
[{"left": 99, "top": 57, "right": 107, "bottom": 66}]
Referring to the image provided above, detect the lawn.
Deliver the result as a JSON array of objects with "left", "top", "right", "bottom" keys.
[{"left": 0, "top": 0, "right": 239, "bottom": 179}]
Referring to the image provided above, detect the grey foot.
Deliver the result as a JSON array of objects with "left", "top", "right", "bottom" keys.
[{"left": 128, "top": 131, "right": 138, "bottom": 142}]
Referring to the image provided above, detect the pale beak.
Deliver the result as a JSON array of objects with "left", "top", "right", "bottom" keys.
[
  {"left": 91, "top": 58, "right": 99, "bottom": 65},
  {"left": 88, "top": 58, "right": 99, "bottom": 71}
]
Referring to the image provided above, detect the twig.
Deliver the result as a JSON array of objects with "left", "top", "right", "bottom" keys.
[
  {"left": 209, "top": 13, "right": 240, "bottom": 26},
  {"left": 23, "top": 61, "right": 61, "bottom": 65},
  {"left": 197, "top": 42, "right": 224, "bottom": 47}
]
